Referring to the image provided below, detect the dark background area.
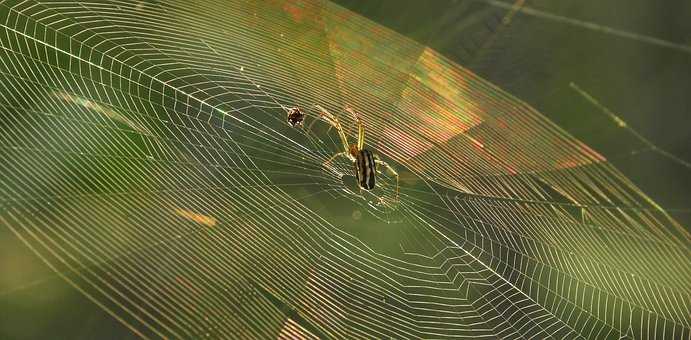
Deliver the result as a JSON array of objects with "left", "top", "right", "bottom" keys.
[
  {"left": 335, "top": 0, "right": 691, "bottom": 227},
  {"left": 2, "top": 1, "right": 689, "bottom": 339}
]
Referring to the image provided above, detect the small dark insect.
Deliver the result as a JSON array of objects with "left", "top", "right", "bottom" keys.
[
  {"left": 286, "top": 107, "right": 305, "bottom": 127},
  {"left": 237, "top": 67, "right": 306, "bottom": 129}
]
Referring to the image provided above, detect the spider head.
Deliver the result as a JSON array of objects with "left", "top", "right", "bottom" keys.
[{"left": 349, "top": 144, "right": 359, "bottom": 157}]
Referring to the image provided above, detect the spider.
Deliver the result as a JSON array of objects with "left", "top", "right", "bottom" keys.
[
  {"left": 286, "top": 107, "right": 305, "bottom": 127},
  {"left": 316, "top": 105, "right": 399, "bottom": 201}
]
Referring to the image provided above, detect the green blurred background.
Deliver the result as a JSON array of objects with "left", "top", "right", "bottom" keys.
[{"left": 1, "top": 0, "right": 689, "bottom": 338}]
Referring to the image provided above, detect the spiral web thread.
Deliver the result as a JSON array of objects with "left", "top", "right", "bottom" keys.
[{"left": 0, "top": 0, "right": 689, "bottom": 339}]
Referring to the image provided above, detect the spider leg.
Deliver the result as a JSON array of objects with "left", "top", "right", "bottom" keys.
[
  {"left": 315, "top": 105, "right": 350, "bottom": 154},
  {"left": 323, "top": 151, "right": 349, "bottom": 176},
  {"left": 345, "top": 107, "right": 365, "bottom": 151},
  {"left": 304, "top": 111, "right": 321, "bottom": 132},
  {"left": 374, "top": 155, "right": 399, "bottom": 200}
]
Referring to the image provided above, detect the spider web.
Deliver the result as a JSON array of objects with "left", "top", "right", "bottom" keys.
[{"left": 0, "top": 0, "right": 689, "bottom": 339}]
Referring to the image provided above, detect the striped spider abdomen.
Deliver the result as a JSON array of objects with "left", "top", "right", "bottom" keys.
[{"left": 354, "top": 149, "right": 376, "bottom": 190}]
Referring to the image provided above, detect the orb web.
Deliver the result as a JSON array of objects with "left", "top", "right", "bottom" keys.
[{"left": 0, "top": 1, "right": 689, "bottom": 339}]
